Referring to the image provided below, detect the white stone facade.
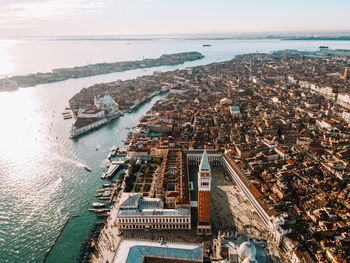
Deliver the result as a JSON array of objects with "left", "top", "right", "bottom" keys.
[{"left": 116, "top": 193, "right": 191, "bottom": 230}]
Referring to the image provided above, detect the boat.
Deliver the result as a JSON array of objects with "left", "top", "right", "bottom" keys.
[
  {"left": 96, "top": 145, "right": 100, "bottom": 151},
  {"left": 110, "top": 145, "right": 117, "bottom": 151},
  {"left": 84, "top": 166, "right": 91, "bottom": 172},
  {"left": 203, "top": 44, "right": 211, "bottom": 47},
  {"left": 123, "top": 139, "right": 130, "bottom": 144},
  {"left": 102, "top": 191, "right": 112, "bottom": 197},
  {"left": 92, "top": 202, "right": 106, "bottom": 208},
  {"left": 101, "top": 173, "right": 106, "bottom": 179},
  {"left": 95, "top": 193, "right": 103, "bottom": 197},
  {"left": 102, "top": 184, "right": 111, "bottom": 187}
]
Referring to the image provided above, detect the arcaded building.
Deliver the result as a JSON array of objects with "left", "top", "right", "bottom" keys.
[{"left": 116, "top": 193, "right": 191, "bottom": 230}]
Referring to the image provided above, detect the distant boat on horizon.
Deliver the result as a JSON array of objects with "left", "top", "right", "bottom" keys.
[{"left": 203, "top": 44, "right": 212, "bottom": 47}]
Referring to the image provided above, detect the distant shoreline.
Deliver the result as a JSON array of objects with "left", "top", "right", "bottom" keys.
[
  {"left": 49, "top": 34, "right": 350, "bottom": 42},
  {"left": 0, "top": 52, "right": 204, "bottom": 88}
]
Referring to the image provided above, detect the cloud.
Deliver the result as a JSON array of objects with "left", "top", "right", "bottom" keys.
[{"left": 0, "top": 0, "right": 111, "bottom": 26}]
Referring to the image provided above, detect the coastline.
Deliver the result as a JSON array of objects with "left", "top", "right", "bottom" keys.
[{"left": 0, "top": 52, "right": 204, "bottom": 88}]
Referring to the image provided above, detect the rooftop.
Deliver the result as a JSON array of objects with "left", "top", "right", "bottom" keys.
[
  {"left": 199, "top": 150, "right": 210, "bottom": 172},
  {"left": 113, "top": 240, "right": 202, "bottom": 263},
  {"left": 231, "top": 104, "right": 240, "bottom": 112}
]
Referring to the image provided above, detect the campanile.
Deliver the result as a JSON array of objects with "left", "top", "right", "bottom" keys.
[{"left": 197, "top": 150, "right": 212, "bottom": 235}]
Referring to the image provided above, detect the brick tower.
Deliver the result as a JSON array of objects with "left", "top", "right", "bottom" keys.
[{"left": 197, "top": 150, "right": 212, "bottom": 235}]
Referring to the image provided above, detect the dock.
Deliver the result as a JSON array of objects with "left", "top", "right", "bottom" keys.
[
  {"left": 88, "top": 208, "right": 111, "bottom": 213},
  {"left": 96, "top": 213, "right": 110, "bottom": 217},
  {"left": 105, "top": 160, "right": 123, "bottom": 179},
  {"left": 97, "top": 196, "right": 111, "bottom": 200},
  {"left": 41, "top": 215, "right": 79, "bottom": 263}
]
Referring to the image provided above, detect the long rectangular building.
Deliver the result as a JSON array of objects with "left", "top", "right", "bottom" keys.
[
  {"left": 116, "top": 193, "right": 191, "bottom": 230},
  {"left": 222, "top": 152, "right": 290, "bottom": 245}
]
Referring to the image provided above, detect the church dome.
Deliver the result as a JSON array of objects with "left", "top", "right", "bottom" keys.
[
  {"left": 103, "top": 93, "right": 115, "bottom": 106},
  {"left": 242, "top": 256, "right": 258, "bottom": 263},
  {"left": 238, "top": 241, "right": 257, "bottom": 260}
]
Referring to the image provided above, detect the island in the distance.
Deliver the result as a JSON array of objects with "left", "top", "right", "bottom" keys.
[{"left": 0, "top": 51, "right": 204, "bottom": 88}]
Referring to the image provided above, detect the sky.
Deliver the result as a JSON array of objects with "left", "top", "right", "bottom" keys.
[{"left": 0, "top": 0, "right": 350, "bottom": 37}]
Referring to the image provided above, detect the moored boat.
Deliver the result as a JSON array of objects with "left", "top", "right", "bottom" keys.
[{"left": 92, "top": 202, "right": 106, "bottom": 208}]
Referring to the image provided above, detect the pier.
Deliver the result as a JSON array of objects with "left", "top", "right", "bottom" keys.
[
  {"left": 105, "top": 160, "right": 123, "bottom": 179},
  {"left": 41, "top": 215, "right": 79, "bottom": 263},
  {"left": 88, "top": 208, "right": 111, "bottom": 213}
]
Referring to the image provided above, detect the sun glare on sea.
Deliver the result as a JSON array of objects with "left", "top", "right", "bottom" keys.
[{"left": 0, "top": 89, "right": 47, "bottom": 175}]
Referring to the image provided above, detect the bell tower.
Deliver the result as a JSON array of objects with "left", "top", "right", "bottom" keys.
[{"left": 197, "top": 150, "right": 212, "bottom": 235}]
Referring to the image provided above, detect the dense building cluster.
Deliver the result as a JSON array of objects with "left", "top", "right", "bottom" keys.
[
  {"left": 0, "top": 52, "right": 204, "bottom": 88},
  {"left": 118, "top": 51, "right": 350, "bottom": 262}
]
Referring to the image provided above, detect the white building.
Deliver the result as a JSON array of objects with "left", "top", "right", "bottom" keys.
[
  {"left": 116, "top": 193, "right": 191, "bottom": 230},
  {"left": 70, "top": 117, "right": 107, "bottom": 138},
  {"left": 169, "top": 88, "right": 188, "bottom": 94},
  {"left": 342, "top": 111, "right": 350, "bottom": 122},
  {"left": 274, "top": 146, "right": 289, "bottom": 159},
  {"left": 94, "top": 92, "right": 119, "bottom": 116},
  {"left": 78, "top": 106, "right": 105, "bottom": 119},
  {"left": 337, "top": 93, "right": 350, "bottom": 105},
  {"left": 315, "top": 119, "right": 340, "bottom": 132},
  {"left": 230, "top": 105, "right": 241, "bottom": 116},
  {"left": 70, "top": 92, "right": 121, "bottom": 138},
  {"left": 220, "top": 98, "right": 232, "bottom": 105}
]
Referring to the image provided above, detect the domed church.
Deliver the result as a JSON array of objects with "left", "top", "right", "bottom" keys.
[
  {"left": 212, "top": 232, "right": 273, "bottom": 263},
  {"left": 238, "top": 240, "right": 258, "bottom": 262},
  {"left": 94, "top": 92, "right": 119, "bottom": 116}
]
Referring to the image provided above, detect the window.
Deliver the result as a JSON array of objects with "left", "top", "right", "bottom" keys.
[{"left": 201, "top": 182, "right": 209, "bottom": 186}]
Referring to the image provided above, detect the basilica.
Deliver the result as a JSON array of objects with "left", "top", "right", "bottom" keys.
[
  {"left": 94, "top": 92, "right": 119, "bottom": 116},
  {"left": 70, "top": 92, "right": 122, "bottom": 138}
]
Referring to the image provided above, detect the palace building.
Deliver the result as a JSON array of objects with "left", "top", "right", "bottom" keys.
[{"left": 116, "top": 193, "right": 191, "bottom": 230}]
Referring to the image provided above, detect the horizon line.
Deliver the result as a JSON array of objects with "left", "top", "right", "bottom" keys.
[{"left": 2, "top": 30, "right": 350, "bottom": 39}]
